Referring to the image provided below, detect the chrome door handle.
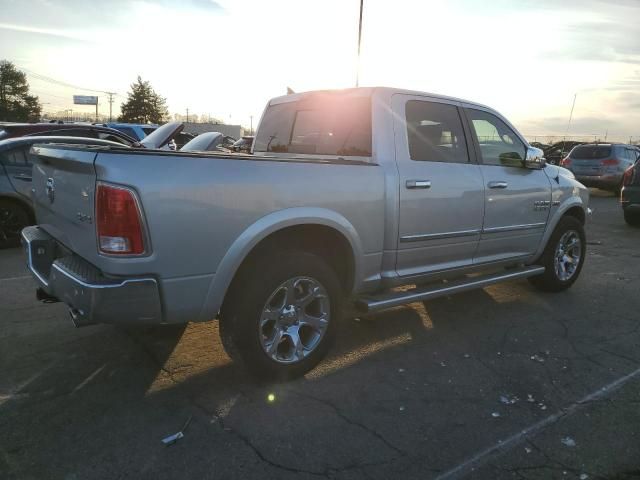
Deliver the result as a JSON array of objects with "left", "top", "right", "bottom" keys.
[
  {"left": 488, "top": 181, "right": 508, "bottom": 189},
  {"left": 406, "top": 180, "right": 431, "bottom": 189}
]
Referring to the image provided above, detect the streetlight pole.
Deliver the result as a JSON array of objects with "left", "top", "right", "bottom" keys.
[{"left": 356, "top": 0, "right": 364, "bottom": 87}]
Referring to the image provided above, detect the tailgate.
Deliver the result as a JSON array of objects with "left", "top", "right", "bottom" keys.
[
  {"left": 571, "top": 159, "right": 603, "bottom": 176},
  {"left": 31, "top": 145, "right": 98, "bottom": 260}
]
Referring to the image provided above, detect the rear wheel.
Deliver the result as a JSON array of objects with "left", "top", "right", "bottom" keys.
[
  {"left": 529, "top": 216, "right": 586, "bottom": 292},
  {"left": 219, "top": 251, "right": 342, "bottom": 380},
  {"left": 0, "top": 200, "right": 30, "bottom": 249},
  {"left": 624, "top": 208, "right": 640, "bottom": 227}
]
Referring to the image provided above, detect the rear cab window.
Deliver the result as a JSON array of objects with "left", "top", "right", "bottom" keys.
[{"left": 254, "top": 94, "right": 372, "bottom": 158}]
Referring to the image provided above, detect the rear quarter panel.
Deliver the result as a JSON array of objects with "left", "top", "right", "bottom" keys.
[{"left": 94, "top": 152, "right": 386, "bottom": 322}]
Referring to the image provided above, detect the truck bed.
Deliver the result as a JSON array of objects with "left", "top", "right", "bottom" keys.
[{"left": 30, "top": 144, "right": 386, "bottom": 323}]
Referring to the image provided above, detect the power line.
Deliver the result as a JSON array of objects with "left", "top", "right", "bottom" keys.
[{"left": 18, "top": 65, "right": 123, "bottom": 95}]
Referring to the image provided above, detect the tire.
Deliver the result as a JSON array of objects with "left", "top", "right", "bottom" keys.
[
  {"left": 528, "top": 216, "right": 586, "bottom": 292},
  {"left": 624, "top": 208, "right": 640, "bottom": 227},
  {"left": 0, "top": 200, "right": 30, "bottom": 249},
  {"left": 219, "top": 251, "right": 343, "bottom": 380}
]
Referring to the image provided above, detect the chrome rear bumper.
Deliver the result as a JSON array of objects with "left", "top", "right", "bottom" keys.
[{"left": 21, "top": 226, "right": 162, "bottom": 326}]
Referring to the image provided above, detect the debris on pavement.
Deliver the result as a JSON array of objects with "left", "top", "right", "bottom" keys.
[
  {"left": 161, "top": 414, "right": 193, "bottom": 446},
  {"left": 524, "top": 447, "right": 532, "bottom": 454},
  {"left": 398, "top": 368, "right": 405, "bottom": 373},
  {"left": 527, "top": 394, "right": 535, "bottom": 403},
  {"left": 530, "top": 354, "right": 546, "bottom": 363},
  {"left": 491, "top": 412, "right": 501, "bottom": 418},
  {"left": 499, "top": 395, "right": 519, "bottom": 405},
  {"left": 399, "top": 406, "right": 405, "bottom": 412},
  {"left": 561, "top": 436, "right": 576, "bottom": 447},
  {"left": 161, "top": 431, "right": 184, "bottom": 445},
  {"left": 579, "top": 474, "right": 589, "bottom": 480}
]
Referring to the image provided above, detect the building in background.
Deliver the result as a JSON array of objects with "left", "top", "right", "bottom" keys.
[{"left": 183, "top": 122, "right": 242, "bottom": 139}]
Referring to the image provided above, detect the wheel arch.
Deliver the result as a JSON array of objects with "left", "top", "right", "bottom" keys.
[
  {"left": 197, "top": 208, "right": 364, "bottom": 322},
  {"left": 531, "top": 199, "right": 587, "bottom": 263},
  {"left": 0, "top": 193, "right": 35, "bottom": 223}
]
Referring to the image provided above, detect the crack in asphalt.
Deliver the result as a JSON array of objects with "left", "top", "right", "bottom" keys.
[
  {"left": 599, "top": 348, "right": 640, "bottom": 366},
  {"left": 291, "top": 390, "right": 406, "bottom": 456},
  {"left": 124, "top": 330, "right": 398, "bottom": 478}
]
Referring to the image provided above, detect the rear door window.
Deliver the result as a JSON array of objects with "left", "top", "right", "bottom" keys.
[
  {"left": 254, "top": 96, "right": 372, "bottom": 156},
  {"left": 405, "top": 100, "right": 469, "bottom": 163}
]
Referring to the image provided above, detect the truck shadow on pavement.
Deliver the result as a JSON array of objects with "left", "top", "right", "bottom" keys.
[{"left": 3, "top": 273, "right": 639, "bottom": 479}]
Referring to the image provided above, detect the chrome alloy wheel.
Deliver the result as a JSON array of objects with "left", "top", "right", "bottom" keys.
[
  {"left": 259, "top": 276, "right": 330, "bottom": 364},
  {"left": 554, "top": 230, "right": 582, "bottom": 281}
]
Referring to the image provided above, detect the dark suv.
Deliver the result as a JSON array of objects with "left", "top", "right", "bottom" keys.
[
  {"left": 0, "top": 136, "right": 126, "bottom": 248},
  {"left": 561, "top": 143, "right": 639, "bottom": 192},
  {"left": 621, "top": 154, "right": 640, "bottom": 226},
  {"left": 0, "top": 123, "right": 138, "bottom": 146}
]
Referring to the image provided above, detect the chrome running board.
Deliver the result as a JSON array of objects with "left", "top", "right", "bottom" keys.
[{"left": 355, "top": 266, "right": 545, "bottom": 313}]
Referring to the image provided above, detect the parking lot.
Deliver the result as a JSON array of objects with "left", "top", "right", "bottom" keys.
[{"left": 1, "top": 191, "right": 639, "bottom": 480}]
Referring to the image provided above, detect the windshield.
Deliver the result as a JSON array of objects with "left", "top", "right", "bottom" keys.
[
  {"left": 570, "top": 145, "right": 612, "bottom": 159},
  {"left": 254, "top": 96, "right": 372, "bottom": 156}
]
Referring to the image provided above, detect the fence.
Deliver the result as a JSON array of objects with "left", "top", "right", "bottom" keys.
[{"left": 524, "top": 135, "right": 639, "bottom": 146}]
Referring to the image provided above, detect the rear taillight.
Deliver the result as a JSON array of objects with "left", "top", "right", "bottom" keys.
[
  {"left": 623, "top": 166, "right": 635, "bottom": 186},
  {"left": 96, "top": 183, "right": 145, "bottom": 255},
  {"left": 601, "top": 158, "right": 619, "bottom": 166},
  {"left": 560, "top": 157, "right": 571, "bottom": 167}
]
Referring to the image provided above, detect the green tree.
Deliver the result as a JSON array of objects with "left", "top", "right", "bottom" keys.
[
  {"left": 0, "top": 60, "right": 42, "bottom": 122},
  {"left": 118, "top": 76, "right": 168, "bottom": 124}
]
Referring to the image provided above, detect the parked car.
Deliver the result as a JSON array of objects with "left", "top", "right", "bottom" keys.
[
  {"left": 101, "top": 123, "right": 194, "bottom": 149},
  {"left": 102, "top": 123, "right": 158, "bottom": 141},
  {"left": 0, "top": 123, "right": 139, "bottom": 146},
  {"left": 173, "top": 131, "right": 196, "bottom": 149},
  {"left": 560, "top": 143, "right": 638, "bottom": 192},
  {"left": 543, "top": 141, "right": 584, "bottom": 165},
  {"left": 0, "top": 136, "right": 128, "bottom": 248},
  {"left": 621, "top": 152, "right": 640, "bottom": 226},
  {"left": 181, "top": 132, "right": 227, "bottom": 152},
  {"left": 231, "top": 135, "right": 254, "bottom": 153},
  {"left": 22, "top": 87, "right": 589, "bottom": 379}
]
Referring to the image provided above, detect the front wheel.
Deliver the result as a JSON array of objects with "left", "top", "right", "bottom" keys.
[
  {"left": 219, "top": 251, "right": 342, "bottom": 380},
  {"left": 529, "top": 216, "right": 586, "bottom": 292}
]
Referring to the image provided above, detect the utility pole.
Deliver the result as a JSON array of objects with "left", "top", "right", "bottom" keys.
[
  {"left": 560, "top": 93, "right": 577, "bottom": 158},
  {"left": 250, "top": 115, "right": 253, "bottom": 135},
  {"left": 186, "top": 108, "right": 189, "bottom": 123},
  {"left": 106, "top": 92, "right": 115, "bottom": 122},
  {"left": 356, "top": 0, "right": 364, "bottom": 87}
]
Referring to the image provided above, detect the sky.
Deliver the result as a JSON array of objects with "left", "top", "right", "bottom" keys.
[{"left": 0, "top": 0, "right": 638, "bottom": 138}]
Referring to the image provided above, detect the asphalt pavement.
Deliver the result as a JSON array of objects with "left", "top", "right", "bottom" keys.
[{"left": 1, "top": 191, "right": 639, "bottom": 480}]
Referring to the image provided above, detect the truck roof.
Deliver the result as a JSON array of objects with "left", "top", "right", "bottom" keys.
[{"left": 268, "top": 86, "right": 492, "bottom": 111}]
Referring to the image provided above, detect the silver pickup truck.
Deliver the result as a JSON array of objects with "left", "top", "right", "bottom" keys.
[{"left": 22, "top": 87, "right": 589, "bottom": 379}]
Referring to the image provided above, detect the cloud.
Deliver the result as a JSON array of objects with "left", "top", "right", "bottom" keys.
[
  {"left": 0, "top": 22, "right": 91, "bottom": 42},
  {"left": 0, "top": 0, "right": 225, "bottom": 32}
]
